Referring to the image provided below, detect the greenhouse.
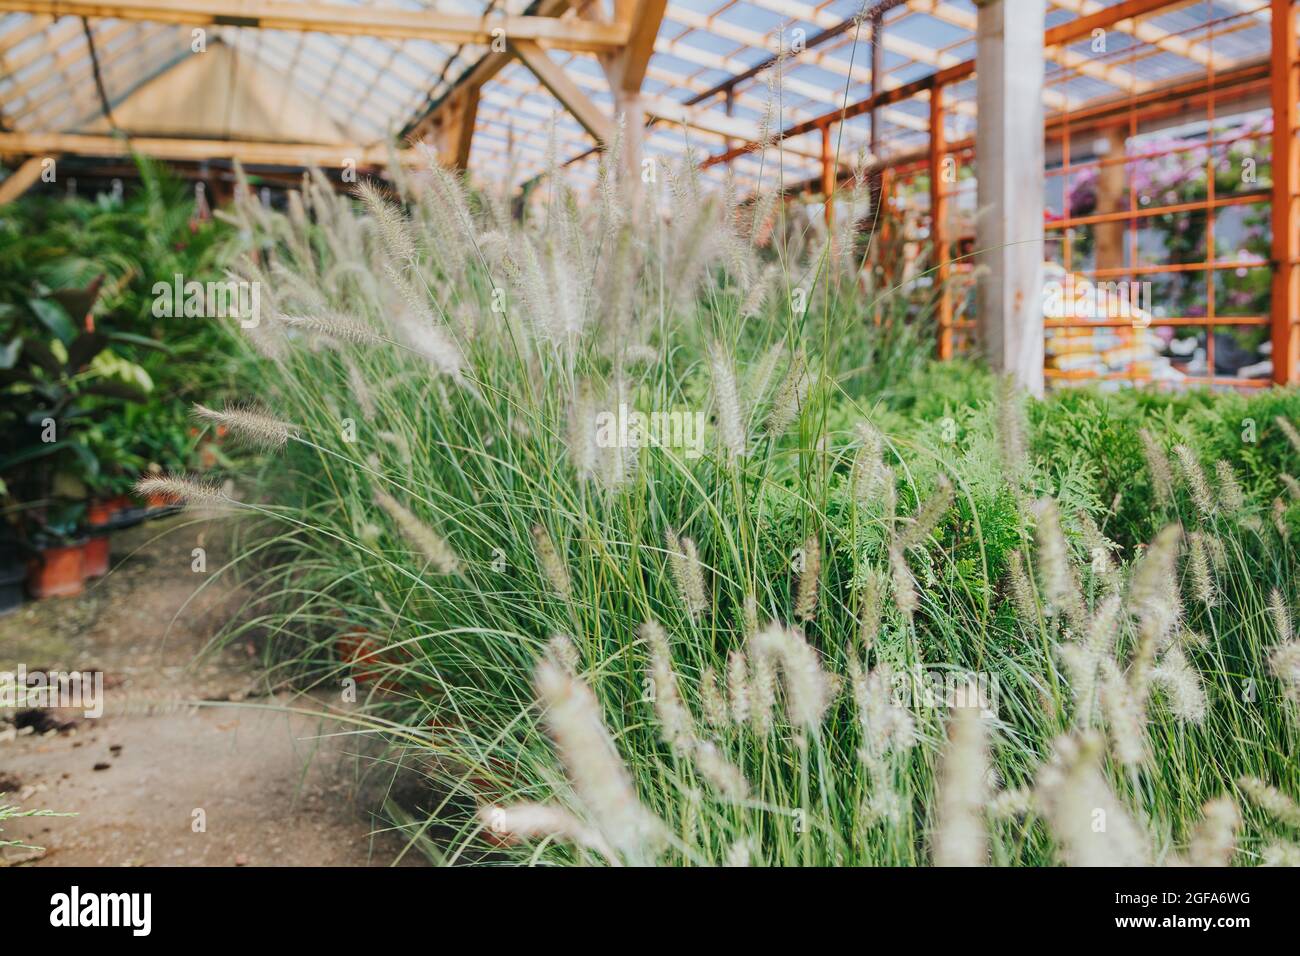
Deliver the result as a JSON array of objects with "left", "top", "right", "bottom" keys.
[{"left": 2, "top": 0, "right": 1300, "bottom": 890}]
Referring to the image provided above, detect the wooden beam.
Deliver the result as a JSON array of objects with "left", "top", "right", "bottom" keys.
[
  {"left": 0, "top": 156, "right": 46, "bottom": 204},
  {"left": 608, "top": 0, "right": 665, "bottom": 93},
  {"left": 0, "top": 131, "right": 419, "bottom": 167},
  {"left": 511, "top": 38, "right": 614, "bottom": 143},
  {"left": 404, "top": 0, "right": 574, "bottom": 144},
  {"left": 0, "top": 0, "right": 629, "bottom": 51},
  {"left": 1048, "top": 0, "right": 1235, "bottom": 71}
]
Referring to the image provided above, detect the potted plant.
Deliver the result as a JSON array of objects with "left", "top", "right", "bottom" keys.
[{"left": 0, "top": 291, "right": 149, "bottom": 599}]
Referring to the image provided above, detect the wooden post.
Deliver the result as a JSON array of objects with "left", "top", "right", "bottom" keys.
[
  {"left": 821, "top": 123, "right": 834, "bottom": 227},
  {"left": 974, "top": 0, "right": 1046, "bottom": 396},
  {"left": 930, "top": 83, "right": 952, "bottom": 359},
  {"left": 0, "top": 156, "right": 46, "bottom": 205},
  {"left": 1093, "top": 126, "right": 1127, "bottom": 274},
  {"left": 1272, "top": 0, "right": 1299, "bottom": 385},
  {"left": 430, "top": 86, "right": 479, "bottom": 170}
]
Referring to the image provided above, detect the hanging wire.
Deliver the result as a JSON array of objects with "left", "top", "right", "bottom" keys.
[{"left": 81, "top": 17, "right": 120, "bottom": 134}]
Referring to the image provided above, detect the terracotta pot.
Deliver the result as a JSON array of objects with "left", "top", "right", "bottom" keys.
[
  {"left": 141, "top": 490, "right": 179, "bottom": 509},
  {"left": 335, "top": 627, "right": 387, "bottom": 684},
  {"left": 87, "top": 499, "right": 114, "bottom": 527},
  {"left": 27, "top": 542, "right": 86, "bottom": 598},
  {"left": 83, "top": 535, "right": 110, "bottom": 578}
]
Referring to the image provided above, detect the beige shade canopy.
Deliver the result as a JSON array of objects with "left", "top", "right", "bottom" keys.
[{"left": 82, "top": 39, "right": 352, "bottom": 143}]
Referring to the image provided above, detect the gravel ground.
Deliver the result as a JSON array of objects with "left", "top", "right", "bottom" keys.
[{"left": 0, "top": 515, "right": 422, "bottom": 867}]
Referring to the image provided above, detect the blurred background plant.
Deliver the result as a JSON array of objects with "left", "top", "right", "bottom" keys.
[{"left": 0, "top": 156, "right": 237, "bottom": 554}]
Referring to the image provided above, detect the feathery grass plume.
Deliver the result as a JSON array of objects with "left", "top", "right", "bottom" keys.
[
  {"left": 1184, "top": 797, "right": 1240, "bottom": 867},
  {"left": 1173, "top": 444, "right": 1215, "bottom": 520},
  {"left": 532, "top": 524, "right": 572, "bottom": 600},
  {"left": 850, "top": 421, "right": 886, "bottom": 507},
  {"left": 1034, "top": 733, "right": 1151, "bottom": 866},
  {"left": 743, "top": 340, "right": 785, "bottom": 413},
  {"left": 1269, "top": 640, "right": 1300, "bottom": 704},
  {"left": 1006, "top": 550, "right": 1038, "bottom": 623},
  {"left": 1032, "top": 499, "right": 1082, "bottom": 625},
  {"left": 534, "top": 659, "right": 664, "bottom": 859},
  {"left": 341, "top": 354, "right": 377, "bottom": 420},
  {"left": 193, "top": 402, "right": 296, "bottom": 449},
  {"left": 1100, "top": 657, "right": 1148, "bottom": 767},
  {"left": 747, "top": 639, "right": 777, "bottom": 736},
  {"left": 794, "top": 534, "right": 821, "bottom": 622},
  {"left": 567, "top": 382, "right": 597, "bottom": 482},
  {"left": 752, "top": 623, "right": 833, "bottom": 738},
  {"left": 932, "top": 685, "right": 989, "bottom": 867},
  {"left": 1138, "top": 427, "right": 1174, "bottom": 508},
  {"left": 1281, "top": 474, "right": 1300, "bottom": 501},
  {"left": 850, "top": 659, "right": 915, "bottom": 770},
  {"left": 546, "top": 634, "right": 581, "bottom": 676},
  {"left": 1077, "top": 510, "right": 1118, "bottom": 583},
  {"left": 1214, "top": 460, "right": 1246, "bottom": 514},
  {"left": 690, "top": 739, "right": 751, "bottom": 800},
  {"left": 279, "top": 310, "right": 387, "bottom": 346},
  {"left": 994, "top": 374, "right": 1028, "bottom": 485},
  {"left": 1186, "top": 531, "right": 1216, "bottom": 608},
  {"left": 987, "top": 787, "right": 1035, "bottom": 821},
  {"left": 1057, "top": 595, "right": 1119, "bottom": 727},
  {"left": 642, "top": 625, "right": 748, "bottom": 798},
  {"left": 394, "top": 314, "right": 466, "bottom": 383},
  {"left": 724, "top": 839, "right": 752, "bottom": 867},
  {"left": 596, "top": 376, "right": 639, "bottom": 492},
  {"left": 900, "top": 475, "right": 954, "bottom": 552},
  {"left": 1238, "top": 776, "right": 1300, "bottom": 828},
  {"left": 1151, "top": 644, "right": 1207, "bottom": 724},
  {"left": 1263, "top": 842, "right": 1300, "bottom": 866},
  {"left": 888, "top": 542, "right": 918, "bottom": 620},
  {"left": 1127, "top": 524, "right": 1182, "bottom": 645},
  {"left": 477, "top": 802, "right": 614, "bottom": 863},
  {"left": 356, "top": 180, "right": 417, "bottom": 264},
  {"left": 665, "top": 528, "right": 708, "bottom": 620},
  {"left": 726, "top": 650, "right": 750, "bottom": 727},
  {"left": 1269, "top": 588, "right": 1293, "bottom": 643},
  {"left": 373, "top": 489, "right": 461, "bottom": 575},
  {"left": 1276, "top": 415, "right": 1300, "bottom": 453},
  {"left": 766, "top": 348, "right": 809, "bottom": 437},
  {"left": 378, "top": 430, "right": 413, "bottom": 471},
  {"left": 424, "top": 161, "right": 477, "bottom": 249},
  {"left": 595, "top": 115, "right": 626, "bottom": 237},
  {"left": 857, "top": 570, "right": 883, "bottom": 655},
  {"left": 1273, "top": 497, "right": 1290, "bottom": 540},
  {"left": 700, "top": 667, "right": 728, "bottom": 728},
  {"left": 708, "top": 340, "right": 746, "bottom": 460},
  {"left": 742, "top": 592, "right": 759, "bottom": 639},
  {"left": 642, "top": 620, "right": 696, "bottom": 752},
  {"left": 134, "top": 475, "right": 231, "bottom": 509}
]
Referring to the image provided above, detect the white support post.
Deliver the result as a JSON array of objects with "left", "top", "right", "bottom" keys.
[{"left": 974, "top": 0, "right": 1046, "bottom": 396}]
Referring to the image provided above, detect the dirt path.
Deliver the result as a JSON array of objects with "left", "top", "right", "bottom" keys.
[{"left": 0, "top": 516, "right": 421, "bottom": 867}]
